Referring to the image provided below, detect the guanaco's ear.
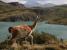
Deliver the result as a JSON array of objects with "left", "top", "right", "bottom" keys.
[
  {"left": 36, "top": 16, "right": 40, "bottom": 20},
  {"left": 37, "top": 16, "right": 39, "bottom": 18},
  {"left": 8, "top": 27, "right": 13, "bottom": 33}
]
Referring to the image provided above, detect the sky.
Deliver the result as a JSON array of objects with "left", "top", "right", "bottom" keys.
[{"left": 1, "top": 0, "right": 67, "bottom": 5}]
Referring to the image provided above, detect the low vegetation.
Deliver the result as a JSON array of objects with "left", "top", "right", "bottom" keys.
[
  {"left": 32, "top": 32, "right": 58, "bottom": 44},
  {"left": 0, "top": 32, "right": 58, "bottom": 45},
  {"left": 0, "top": 32, "right": 67, "bottom": 50}
]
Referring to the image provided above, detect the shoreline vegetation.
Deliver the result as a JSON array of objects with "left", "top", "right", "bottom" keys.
[{"left": 0, "top": 32, "right": 67, "bottom": 50}]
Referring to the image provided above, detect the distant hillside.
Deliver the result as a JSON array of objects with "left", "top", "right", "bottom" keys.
[
  {"left": 8, "top": 2, "right": 25, "bottom": 8},
  {"left": 41, "top": 3, "right": 55, "bottom": 8},
  {"left": 0, "top": 1, "right": 25, "bottom": 12},
  {"left": 0, "top": 1, "right": 27, "bottom": 21},
  {"left": 0, "top": 1, "right": 14, "bottom": 12},
  {"left": 0, "top": 1, "right": 67, "bottom": 25}
]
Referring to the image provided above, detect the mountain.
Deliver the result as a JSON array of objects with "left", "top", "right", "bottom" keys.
[
  {"left": 31, "top": 3, "right": 56, "bottom": 9},
  {"left": 0, "top": 1, "right": 25, "bottom": 13},
  {"left": 24, "top": 0, "right": 41, "bottom": 7},
  {"left": 0, "top": 1, "right": 67, "bottom": 25},
  {"left": 8, "top": 2, "right": 25, "bottom": 8},
  {"left": 0, "top": 1, "right": 24, "bottom": 20},
  {"left": 0, "top": 1, "right": 25, "bottom": 12},
  {"left": 41, "top": 3, "right": 56, "bottom": 8},
  {"left": 0, "top": 1, "right": 26, "bottom": 21},
  {"left": 0, "top": 1, "right": 9, "bottom": 5},
  {"left": 0, "top": 1, "right": 17, "bottom": 12},
  {"left": 24, "top": 0, "right": 56, "bottom": 8},
  {"left": 0, "top": 1, "right": 55, "bottom": 8},
  {"left": 0, "top": 1, "right": 14, "bottom": 8}
]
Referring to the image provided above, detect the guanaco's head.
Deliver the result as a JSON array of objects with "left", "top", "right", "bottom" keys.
[{"left": 8, "top": 27, "right": 13, "bottom": 33}]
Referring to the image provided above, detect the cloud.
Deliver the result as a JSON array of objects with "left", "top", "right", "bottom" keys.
[
  {"left": 1, "top": 0, "right": 67, "bottom": 5},
  {"left": 53, "top": 0, "right": 67, "bottom": 5},
  {"left": 20, "top": 0, "right": 67, "bottom": 5},
  {"left": 37, "top": 0, "right": 52, "bottom": 5},
  {"left": 37, "top": 0, "right": 67, "bottom": 5},
  {"left": 1, "top": 0, "right": 18, "bottom": 3},
  {"left": 1, "top": 0, "right": 27, "bottom": 4},
  {"left": 18, "top": 0, "right": 27, "bottom": 4}
]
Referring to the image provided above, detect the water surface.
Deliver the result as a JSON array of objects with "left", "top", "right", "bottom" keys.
[{"left": 0, "top": 21, "right": 67, "bottom": 42}]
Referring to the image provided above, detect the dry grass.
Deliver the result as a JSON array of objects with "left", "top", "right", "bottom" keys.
[{"left": 0, "top": 43, "right": 67, "bottom": 50}]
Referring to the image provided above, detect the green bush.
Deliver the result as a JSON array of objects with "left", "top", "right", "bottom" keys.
[
  {"left": 33, "top": 32, "right": 58, "bottom": 44},
  {"left": 45, "top": 47, "right": 56, "bottom": 50}
]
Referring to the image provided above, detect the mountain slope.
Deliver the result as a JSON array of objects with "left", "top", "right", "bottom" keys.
[
  {"left": 0, "top": 1, "right": 67, "bottom": 25},
  {"left": 8, "top": 2, "right": 25, "bottom": 8},
  {"left": 0, "top": 1, "right": 25, "bottom": 13},
  {"left": 41, "top": 3, "right": 56, "bottom": 7},
  {"left": 0, "top": 1, "right": 15, "bottom": 15}
]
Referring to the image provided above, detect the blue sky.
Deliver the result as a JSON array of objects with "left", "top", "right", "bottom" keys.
[{"left": 1, "top": 0, "right": 67, "bottom": 5}]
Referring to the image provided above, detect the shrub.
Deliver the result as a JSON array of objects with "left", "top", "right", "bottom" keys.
[{"left": 33, "top": 32, "right": 58, "bottom": 44}]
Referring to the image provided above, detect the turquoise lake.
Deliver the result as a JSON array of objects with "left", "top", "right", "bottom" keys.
[{"left": 0, "top": 21, "right": 67, "bottom": 42}]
